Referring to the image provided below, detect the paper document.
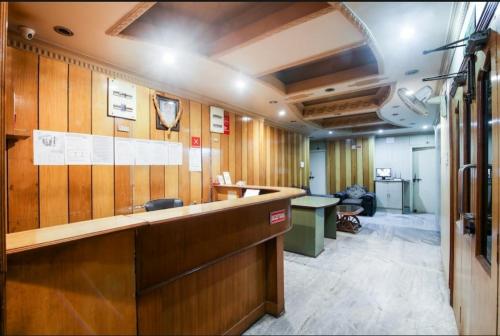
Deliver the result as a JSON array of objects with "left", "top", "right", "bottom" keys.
[
  {"left": 92, "top": 135, "right": 114, "bottom": 165},
  {"left": 115, "top": 137, "right": 135, "bottom": 165},
  {"left": 189, "top": 148, "right": 202, "bottom": 172},
  {"left": 33, "top": 130, "right": 66, "bottom": 165},
  {"left": 222, "top": 171, "right": 232, "bottom": 185},
  {"left": 65, "top": 132, "right": 92, "bottom": 165},
  {"left": 168, "top": 142, "right": 183, "bottom": 165},
  {"left": 134, "top": 139, "right": 154, "bottom": 165},
  {"left": 243, "top": 189, "right": 260, "bottom": 198},
  {"left": 151, "top": 140, "right": 168, "bottom": 165}
]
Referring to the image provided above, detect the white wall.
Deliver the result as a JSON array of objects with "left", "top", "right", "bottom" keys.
[{"left": 374, "top": 133, "right": 436, "bottom": 211}]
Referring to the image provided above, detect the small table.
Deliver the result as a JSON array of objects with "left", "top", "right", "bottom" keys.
[
  {"left": 336, "top": 205, "right": 364, "bottom": 234},
  {"left": 285, "top": 196, "right": 339, "bottom": 257}
]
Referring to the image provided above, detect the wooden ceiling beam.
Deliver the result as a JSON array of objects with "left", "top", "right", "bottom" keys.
[
  {"left": 303, "top": 101, "right": 379, "bottom": 120},
  {"left": 208, "top": 3, "right": 334, "bottom": 57},
  {"left": 321, "top": 113, "right": 384, "bottom": 129}
]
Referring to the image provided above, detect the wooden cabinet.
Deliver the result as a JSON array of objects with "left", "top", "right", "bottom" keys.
[{"left": 374, "top": 180, "right": 410, "bottom": 213}]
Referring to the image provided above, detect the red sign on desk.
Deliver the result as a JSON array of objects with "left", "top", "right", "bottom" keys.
[
  {"left": 270, "top": 209, "right": 286, "bottom": 225},
  {"left": 191, "top": 136, "right": 201, "bottom": 148}
]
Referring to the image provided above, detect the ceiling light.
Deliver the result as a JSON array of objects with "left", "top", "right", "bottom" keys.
[
  {"left": 242, "top": 116, "right": 251, "bottom": 122},
  {"left": 235, "top": 79, "right": 247, "bottom": 90},
  {"left": 422, "top": 125, "right": 429, "bottom": 130},
  {"left": 162, "top": 50, "right": 176, "bottom": 65},
  {"left": 328, "top": 131, "right": 333, "bottom": 135},
  {"left": 269, "top": 100, "right": 278, "bottom": 104},
  {"left": 392, "top": 113, "right": 399, "bottom": 116},
  {"left": 400, "top": 26, "right": 415, "bottom": 40},
  {"left": 53, "top": 25, "right": 74, "bottom": 37},
  {"left": 278, "top": 110, "right": 286, "bottom": 116},
  {"left": 325, "top": 88, "right": 335, "bottom": 92},
  {"left": 405, "top": 90, "right": 414, "bottom": 96},
  {"left": 378, "top": 129, "right": 384, "bottom": 134}
]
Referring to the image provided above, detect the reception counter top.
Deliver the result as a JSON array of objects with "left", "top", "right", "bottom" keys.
[
  {"left": 6, "top": 185, "right": 304, "bottom": 335},
  {"left": 6, "top": 185, "right": 304, "bottom": 255}
]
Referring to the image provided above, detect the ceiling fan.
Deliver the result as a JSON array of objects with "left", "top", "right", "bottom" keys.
[{"left": 397, "top": 86, "right": 436, "bottom": 117}]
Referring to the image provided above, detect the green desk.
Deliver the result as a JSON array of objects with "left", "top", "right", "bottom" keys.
[{"left": 284, "top": 196, "right": 340, "bottom": 257}]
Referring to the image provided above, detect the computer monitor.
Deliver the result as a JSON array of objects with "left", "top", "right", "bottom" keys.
[{"left": 376, "top": 168, "right": 391, "bottom": 179}]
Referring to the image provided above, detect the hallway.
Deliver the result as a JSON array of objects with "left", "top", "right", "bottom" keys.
[{"left": 246, "top": 212, "right": 458, "bottom": 335}]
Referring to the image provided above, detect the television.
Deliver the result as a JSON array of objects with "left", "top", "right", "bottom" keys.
[{"left": 376, "top": 168, "right": 391, "bottom": 179}]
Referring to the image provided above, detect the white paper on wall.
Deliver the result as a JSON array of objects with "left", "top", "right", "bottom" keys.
[
  {"left": 92, "top": 135, "right": 114, "bottom": 165},
  {"left": 168, "top": 142, "right": 183, "bottom": 165},
  {"left": 135, "top": 139, "right": 154, "bottom": 165},
  {"left": 115, "top": 137, "right": 136, "bottom": 165},
  {"left": 189, "top": 148, "right": 202, "bottom": 172},
  {"left": 65, "top": 132, "right": 92, "bottom": 165},
  {"left": 150, "top": 140, "right": 168, "bottom": 166},
  {"left": 33, "top": 130, "right": 66, "bottom": 165}
]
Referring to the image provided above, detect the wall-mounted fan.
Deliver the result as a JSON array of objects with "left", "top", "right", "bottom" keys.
[{"left": 397, "top": 86, "right": 433, "bottom": 116}]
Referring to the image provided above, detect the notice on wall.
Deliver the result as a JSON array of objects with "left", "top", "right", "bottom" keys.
[
  {"left": 210, "top": 106, "right": 224, "bottom": 133},
  {"left": 108, "top": 78, "right": 137, "bottom": 120},
  {"left": 92, "top": 135, "right": 114, "bottom": 165},
  {"left": 134, "top": 139, "right": 154, "bottom": 166},
  {"left": 65, "top": 133, "right": 92, "bottom": 165},
  {"left": 168, "top": 142, "right": 183, "bottom": 165},
  {"left": 33, "top": 130, "right": 66, "bottom": 165},
  {"left": 115, "top": 137, "right": 136, "bottom": 165},
  {"left": 150, "top": 140, "right": 168, "bottom": 166},
  {"left": 189, "top": 148, "right": 202, "bottom": 172}
]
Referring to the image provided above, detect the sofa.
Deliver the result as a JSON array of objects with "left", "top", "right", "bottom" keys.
[{"left": 334, "top": 184, "right": 377, "bottom": 216}]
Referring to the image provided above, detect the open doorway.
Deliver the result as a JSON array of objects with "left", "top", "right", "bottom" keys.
[{"left": 412, "top": 146, "right": 437, "bottom": 213}]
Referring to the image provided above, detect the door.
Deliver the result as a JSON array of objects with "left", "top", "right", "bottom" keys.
[
  {"left": 309, "top": 150, "right": 326, "bottom": 195},
  {"left": 453, "top": 26, "right": 498, "bottom": 335},
  {"left": 412, "top": 147, "right": 437, "bottom": 213}
]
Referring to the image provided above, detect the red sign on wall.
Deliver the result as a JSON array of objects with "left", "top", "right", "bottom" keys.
[
  {"left": 224, "top": 114, "right": 230, "bottom": 135},
  {"left": 191, "top": 136, "right": 201, "bottom": 148},
  {"left": 270, "top": 209, "right": 287, "bottom": 225}
]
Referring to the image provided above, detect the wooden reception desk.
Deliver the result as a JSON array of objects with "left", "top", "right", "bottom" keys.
[{"left": 5, "top": 185, "right": 304, "bottom": 335}]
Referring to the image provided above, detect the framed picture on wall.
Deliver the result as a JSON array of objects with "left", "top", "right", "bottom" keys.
[{"left": 155, "top": 95, "right": 180, "bottom": 132}]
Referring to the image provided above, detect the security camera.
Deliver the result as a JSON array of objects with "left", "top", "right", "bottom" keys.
[{"left": 19, "top": 26, "right": 35, "bottom": 40}]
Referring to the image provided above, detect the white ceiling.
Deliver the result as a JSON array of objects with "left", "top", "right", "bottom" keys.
[{"left": 8, "top": 2, "right": 453, "bottom": 138}]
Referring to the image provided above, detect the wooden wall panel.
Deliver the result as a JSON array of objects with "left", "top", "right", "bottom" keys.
[
  {"left": 179, "top": 99, "right": 190, "bottom": 204},
  {"left": 5, "top": 48, "right": 310, "bottom": 231},
  {"left": 133, "top": 86, "right": 150, "bottom": 213},
  {"left": 92, "top": 72, "right": 114, "bottom": 218},
  {"left": 201, "top": 105, "right": 211, "bottom": 202},
  {"left": 39, "top": 57, "right": 68, "bottom": 227},
  {"left": 325, "top": 136, "right": 375, "bottom": 193},
  {"left": 189, "top": 101, "right": 202, "bottom": 204},
  {"left": 6, "top": 48, "right": 38, "bottom": 232},
  {"left": 149, "top": 90, "right": 165, "bottom": 200},
  {"left": 68, "top": 65, "right": 92, "bottom": 222}
]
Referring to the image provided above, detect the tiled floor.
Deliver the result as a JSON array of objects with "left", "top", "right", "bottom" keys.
[{"left": 245, "top": 211, "right": 458, "bottom": 335}]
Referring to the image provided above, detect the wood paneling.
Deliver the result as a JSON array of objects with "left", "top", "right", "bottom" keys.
[
  {"left": 39, "top": 57, "right": 68, "bottom": 227},
  {"left": 0, "top": 5, "right": 7, "bottom": 332},
  {"left": 326, "top": 136, "right": 374, "bottom": 193},
  {"left": 133, "top": 86, "right": 150, "bottom": 213},
  {"left": 5, "top": 47, "right": 309, "bottom": 231},
  {"left": 6, "top": 48, "right": 38, "bottom": 233},
  {"left": 68, "top": 65, "right": 92, "bottom": 222},
  {"left": 92, "top": 72, "right": 115, "bottom": 219},
  {"left": 6, "top": 231, "right": 137, "bottom": 335}
]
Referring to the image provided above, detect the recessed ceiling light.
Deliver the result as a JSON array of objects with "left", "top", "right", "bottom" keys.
[
  {"left": 162, "top": 50, "right": 176, "bottom": 65},
  {"left": 422, "top": 125, "right": 429, "bottom": 130},
  {"left": 235, "top": 79, "right": 247, "bottom": 90},
  {"left": 53, "top": 25, "right": 74, "bottom": 37},
  {"left": 392, "top": 113, "right": 399, "bottom": 116},
  {"left": 269, "top": 100, "right": 278, "bottom": 104},
  {"left": 378, "top": 129, "right": 384, "bottom": 134},
  {"left": 405, "top": 69, "right": 419, "bottom": 76},
  {"left": 328, "top": 131, "right": 333, "bottom": 134},
  {"left": 406, "top": 90, "right": 414, "bottom": 96},
  {"left": 325, "top": 88, "right": 335, "bottom": 93},
  {"left": 400, "top": 26, "right": 415, "bottom": 40},
  {"left": 242, "top": 116, "right": 251, "bottom": 122},
  {"left": 278, "top": 110, "right": 286, "bottom": 116}
]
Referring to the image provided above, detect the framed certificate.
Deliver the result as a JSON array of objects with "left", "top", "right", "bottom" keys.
[{"left": 155, "top": 95, "right": 180, "bottom": 132}]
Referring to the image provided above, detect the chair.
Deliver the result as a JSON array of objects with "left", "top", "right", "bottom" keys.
[
  {"left": 144, "top": 198, "right": 184, "bottom": 212},
  {"left": 334, "top": 184, "right": 376, "bottom": 216}
]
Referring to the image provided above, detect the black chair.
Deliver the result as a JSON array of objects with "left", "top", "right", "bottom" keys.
[
  {"left": 334, "top": 185, "right": 377, "bottom": 216},
  {"left": 144, "top": 198, "right": 184, "bottom": 212}
]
